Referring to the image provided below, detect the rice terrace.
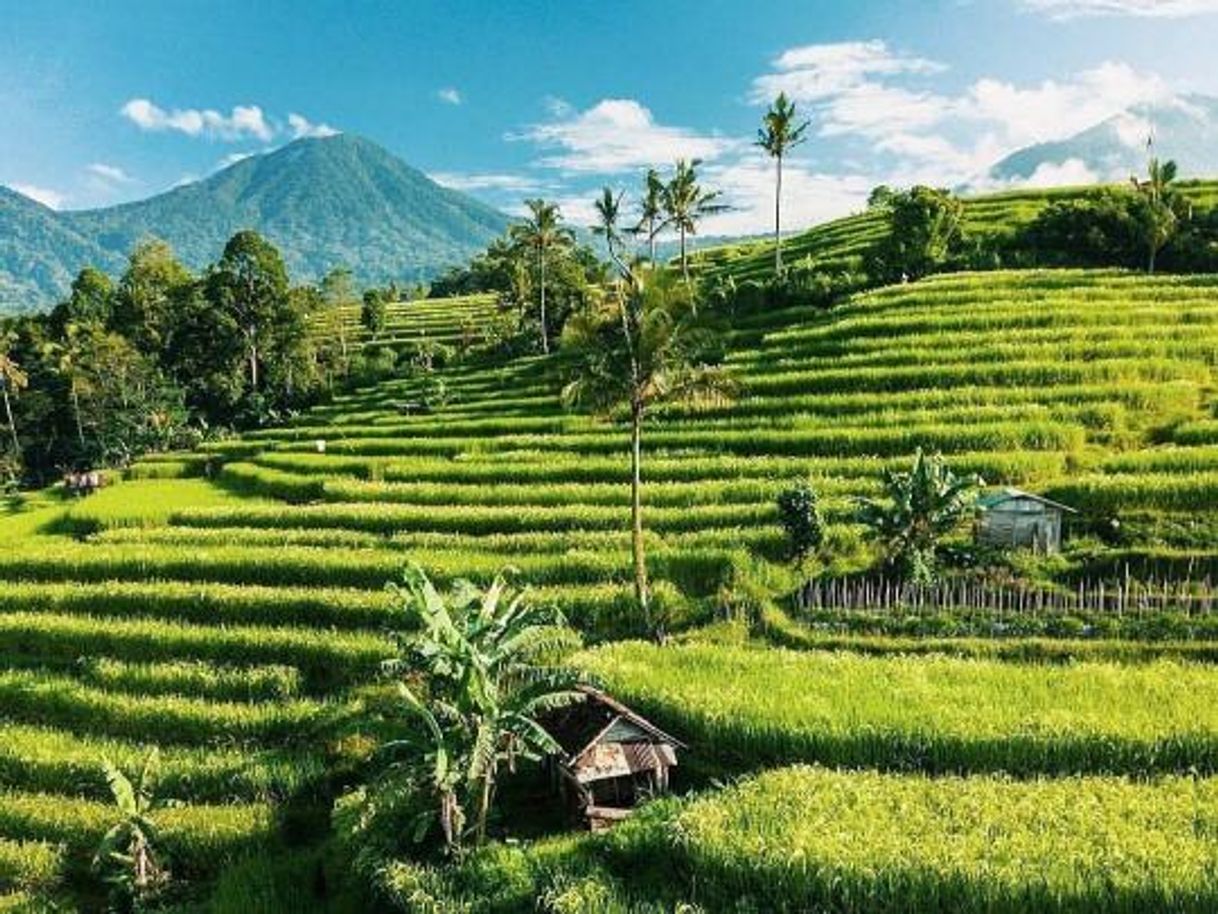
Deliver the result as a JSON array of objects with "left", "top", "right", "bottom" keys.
[{"left": 6, "top": 2, "right": 1218, "bottom": 912}]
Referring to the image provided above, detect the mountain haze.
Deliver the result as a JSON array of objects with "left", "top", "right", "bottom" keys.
[
  {"left": 989, "top": 94, "right": 1218, "bottom": 185},
  {"left": 0, "top": 134, "right": 510, "bottom": 314}
]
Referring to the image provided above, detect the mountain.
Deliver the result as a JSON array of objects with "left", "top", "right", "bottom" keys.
[
  {"left": 989, "top": 94, "right": 1218, "bottom": 185},
  {"left": 0, "top": 187, "right": 114, "bottom": 314},
  {"left": 0, "top": 134, "right": 511, "bottom": 314}
]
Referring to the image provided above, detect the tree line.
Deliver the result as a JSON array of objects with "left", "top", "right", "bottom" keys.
[{"left": 0, "top": 231, "right": 405, "bottom": 489}]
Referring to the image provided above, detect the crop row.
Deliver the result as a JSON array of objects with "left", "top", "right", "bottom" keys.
[
  {"left": 576, "top": 642, "right": 1218, "bottom": 776},
  {"left": 0, "top": 722, "right": 322, "bottom": 803}
]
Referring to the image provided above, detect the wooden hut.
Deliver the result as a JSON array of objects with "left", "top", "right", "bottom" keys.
[
  {"left": 542, "top": 686, "right": 684, "bottom": 831},
  {"left": 975, "top": 487, "right": 1077, "bottom": 553}
]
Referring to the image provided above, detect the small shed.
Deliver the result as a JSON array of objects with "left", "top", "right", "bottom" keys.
[
  {"left": 975, "top": 487, "right": 1077, "bottom": 553},
  {"left": 542, "top": 686, "right": 684, "bottom": 831}
]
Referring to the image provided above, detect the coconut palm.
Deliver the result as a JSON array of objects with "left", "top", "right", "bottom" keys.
[
  {"left": 94, "top": 750, "right": 168, "bottom": 906},
  {"left": 662, "top": 160, "right": 728, "bottom": 283},
  {"left": 592, "top": 186, "right": 626, "bottom": 264},
  {"left": 510, "top": 199, "right": 575, "bottom": 354},
  {"left": 756, "top": 92, "right": 809, "bottom": 275},
  {"left": 1132, "top": 150, "right": 1181, "bottom": 274},
  {"left": 562, "top": 270, "right": 732, "bottom": 639},
  {"left": 377, "top": 565, "right": 583, "bottom": 853},
  {"left": 0, "top": 331, "right": 27, "bottom": 457},
  {"left": 632, "top": 168, "right": 666, "bottom": 267}
]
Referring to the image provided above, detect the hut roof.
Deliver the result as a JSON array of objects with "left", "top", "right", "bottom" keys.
[
  {"left": 543, "top": 685, "right": 685, "bottom": 763},
  {"left": 976, "top": 487, "right": 1077, "bottom": 514}
]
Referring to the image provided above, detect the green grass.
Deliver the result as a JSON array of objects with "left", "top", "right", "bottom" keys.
[{"left": 575, "top": 641, "right": 1218, "bottom": 776}]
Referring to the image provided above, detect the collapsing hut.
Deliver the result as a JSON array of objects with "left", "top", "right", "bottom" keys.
[
  {"left": 542, "top": 686, "right": 685, "bottom": 831},
  {"left": 975, "top": 487, "right": 1077, "bottom": 553}
]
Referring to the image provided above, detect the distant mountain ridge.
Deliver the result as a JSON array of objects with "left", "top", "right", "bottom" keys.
[
  {"left": 989, "top": 94, "right": 1218, "bottom": 185},
  {"left": 0, "top": 134, "right": 511, "bottom": 314}
]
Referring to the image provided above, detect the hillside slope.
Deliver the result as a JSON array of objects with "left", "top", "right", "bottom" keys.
[
  {"left": 693, "top": 180, "right": 1218, "bottom": 285},
  {"left": 0, "top": 135, "right": 510, "bottom": 313},
  {"left": 6, "top": 269, "right": 1218, "bottom": 907}
]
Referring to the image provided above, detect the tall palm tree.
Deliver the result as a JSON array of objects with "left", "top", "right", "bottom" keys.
[
  {"left": 42, "top": 323, "right": 90, "bottom": 451},
  {"left": 378, "top": 565, "right": 583, "bottom": 853},
  {"left": 592, "top": 186, "right": 627, "bottom": 267},
  {"left": 632, "top": 168, "right": 666, "bottom": 267},
  {"left": 1132, "top": 145, "right": 1181, "bottom": 274},
  {"left": 510, "top": 199, "right": 575, "bottom": 354},
  {"left": 562, "top": 270, "right": 732, "bottom": 640},
  {"left": 756, "top": 92, "right": 809, "bottom": 275},
  {"left": 0, "top": 332, "right": 27, "bottom": 457},
  {"left": 662, "top": 160, "right": 728, "bottom": 283}
]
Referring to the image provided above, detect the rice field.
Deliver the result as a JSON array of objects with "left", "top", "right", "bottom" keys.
[{"left": 7, "top": 263, "right": 1218, "bottom": 907}]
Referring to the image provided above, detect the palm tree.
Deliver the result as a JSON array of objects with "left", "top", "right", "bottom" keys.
[
  {"left": 592, "top": 186, "right": 626, "bottom": 266},
  {"left": 94, "top": 750, "right": 168, "bottom": 905},
  {"left": 562, "top": 270, "right": 732, "bottom": 639},
  {"left": 756, "top": 92, "right": 809, "bottom": 275},
  {"left": 0, "top": 331, "right": 27, "bottom": 457},
  {"left": 632, "top": 168, "right": 666, "bottom": 267},
  {"left": 855, "top": 449, "right": 981, "bottom": 585},
  {"left": 42, "top": 323, "right": 90, "bottom": 451},
  {"left": 1132, "top": 145, "right": 1181, "bottom": 274},
  {"left": 510, "top": 199, "right": 575, "bottom": 354},
  {"left": 662, "top": 159, "right": 728, "bottom": 283},
  {"left": 377, "top": 565, "right": 583, "bottom": 853}
]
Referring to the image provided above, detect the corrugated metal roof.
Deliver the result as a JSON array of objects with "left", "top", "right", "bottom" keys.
[{"left": 976, "top": 487, "right": 1077, "bottom": 513}]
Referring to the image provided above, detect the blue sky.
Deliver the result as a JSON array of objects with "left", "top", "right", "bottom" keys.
[{"left": 3, "top": 0, "right": 1218, "bottom": 234}]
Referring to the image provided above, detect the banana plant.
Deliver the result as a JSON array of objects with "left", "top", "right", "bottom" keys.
[
  {"left": 94, "top": 749, "right": 169, "bottom": 909},
  {"left": 376, "top": 565, "right": 584, "bottom": 853}
]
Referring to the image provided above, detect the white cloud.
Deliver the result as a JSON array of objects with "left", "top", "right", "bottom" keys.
[
  {"left": 428, "top": 171, "right": 546, "bottom": 193},
  {"left": 1021, "top": 0, "right": 1218, "bottom": 18},
  {"left": 9, "top": 183, "right": 66, "bottom": 208},
  {"left": 751, "top": 40, "right": 945, "bottom": 104},
  {"left": 437, "top": 87, "right": 462, "bottom": 105},
  {"left": 751, "top": 42, "right": 1178, "bottom": 192},
  {"left": 1020, "top": 158, "right": 1102, "bottom": 187},
  {"left": 512, "top": 98, "right": 738, "bottom": 173},
  {"left": 961, "top": 61, "right": 1173, "bottom": 148},
  {"left": 214, "top": 151, "right": 259, "bottom": 172},
  {"left": 699, "top": 158, "right": 875, "bottom": 237},
  {"left": 86, "top": 162, "right": 133, "bottom": 184},
  {"left": 288, "top": 113, "right": 339, "bottom": 139},
  {"left": 120, "top": 98, "right": 274, "bottom": 141}
]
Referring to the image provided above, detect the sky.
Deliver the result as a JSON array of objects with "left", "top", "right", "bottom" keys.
[{"left": 2, "top": 0, "right": 1218, "bottom": 235}]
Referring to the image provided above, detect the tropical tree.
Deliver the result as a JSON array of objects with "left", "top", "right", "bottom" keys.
[
  {"left": 110, "top": 239, "right": 192, "bottom": 353},
  {"left": 866, "top": 186, "right": 965, "bottom": 283},
  {"left": 662, "top": 160, "right": 728, "bottom": 282},
  {"left": 1132, "top": 152, "right": 1181, "bottom": 273},
  {"left": 42, "top": 322, "right": 90, "bottom": 451},
  {"left": 365, "top": 566, "right": 583, "bottom": 855},
  {"left": 0, "top": 330, "right": 27, "bottom": 457},
  {"left": 511, "top": 199, "right": 575, "bottom": 354},
  {"left": 94, "top": 750, "right": 169, "bottom": 909},
  {"left": 206, "top": 230, "right": 290, "bottom": 394},
  {"left": 361, "top": 288, "right": 388, "bottom": 338},
  {"left": 855, "top": 449, "right": 981, "bottom": 584},
  {"left": 777, "top": 478, "right": 824, "bottom": 568},
  {"left": 632, "top": 168, "right": 666, "bottom": 266},
  {"left": 562, "top": 269, "right": 731, "bottom": 638},
  {"left": 592, "top": 186, "right": 626, "bottom": 265},
  {"left": 756, "top": 92, "right": 809, "bottom": 275},
  {"left": 320, "top": 266, "right": 358, "bottom": 374}
]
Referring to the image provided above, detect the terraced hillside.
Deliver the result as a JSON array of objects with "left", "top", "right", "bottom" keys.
[
  {"left": 325, "top": 293, "right": 499, "bottom": 358},
  {"left": 692, "top": 179, "right": 1218, "bottom": 284},
  {"left": 7, "top": 268, "right": 1218, "bottom": 908}
]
